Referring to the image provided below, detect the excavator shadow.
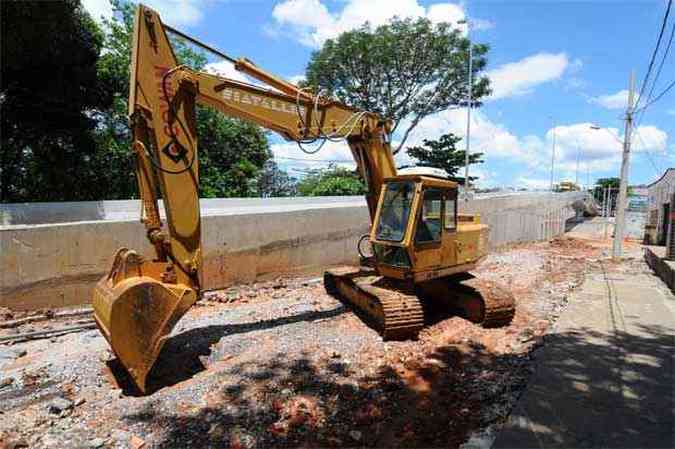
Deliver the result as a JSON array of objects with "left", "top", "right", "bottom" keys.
[{"left": 107, "top": 305, "right": 349, "bottom": 396}]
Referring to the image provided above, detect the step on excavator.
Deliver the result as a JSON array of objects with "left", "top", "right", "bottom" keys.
[{"left": 92, "top": 4, "right": 515, "bottom": 393}]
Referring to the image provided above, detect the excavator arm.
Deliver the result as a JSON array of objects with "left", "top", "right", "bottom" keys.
[{"left": 93, "top": 4, "right": 396, "bottom": 392}]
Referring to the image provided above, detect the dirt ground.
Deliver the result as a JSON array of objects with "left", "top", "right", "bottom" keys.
[{"left": 0, "top": 233, "right": 639, "bottom": 449}]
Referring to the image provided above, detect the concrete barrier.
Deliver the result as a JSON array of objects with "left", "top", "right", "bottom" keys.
[{"left": 1, "top": 192, "right": 585, "bottom": 310}]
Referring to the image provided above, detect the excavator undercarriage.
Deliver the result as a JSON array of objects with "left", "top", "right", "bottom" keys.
[{"left": 325, "top": 267, "right": 515, "bottom": 340}]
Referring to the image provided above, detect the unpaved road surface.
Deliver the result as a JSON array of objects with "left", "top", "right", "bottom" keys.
[{"left": 0, "top": 236, "right": 628, "bottom": 449}]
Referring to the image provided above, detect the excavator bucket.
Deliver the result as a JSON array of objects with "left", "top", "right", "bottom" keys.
[{"left": 92, "top": 249, "right": 198, "bottom": 392}]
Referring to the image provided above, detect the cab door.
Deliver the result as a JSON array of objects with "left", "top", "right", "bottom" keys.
[
  {"left": 413, "top": 188, "right": 442, "bottom": 269},
  {"left": 440, "top": 189, "right": 458, "bottom": 267}
]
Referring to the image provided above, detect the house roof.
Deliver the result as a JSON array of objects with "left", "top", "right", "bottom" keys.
[{"left": 646, "top": 168, "right": 675, "bottom": 188}]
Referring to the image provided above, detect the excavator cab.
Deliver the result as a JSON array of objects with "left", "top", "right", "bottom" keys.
[
  {"left": 324, "top": 175, "right": 507, "bottom": 340},
  {"left": 370, "top": 175, "right": 488, "bottom": 283}
]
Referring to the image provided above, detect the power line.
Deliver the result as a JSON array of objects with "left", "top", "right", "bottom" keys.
[
  {"left": 642, "top": 21, "right": 675, "bottom": 111},
  {"left": 634, "top": 21, "right": 675, "bottom": 129},
  {"left": 634, "top": 127, "right": 663, "bottom": 177},
  {"left": 635, "top": 78, "right": 675, "bottom": 117},
  {"left": 634, "top": 0, "right": 672, "bottom": 111},
  {"left": 274, "top": 156, "right": 353, "bottom": 163}
]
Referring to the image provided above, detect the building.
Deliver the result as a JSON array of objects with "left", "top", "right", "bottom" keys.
[
  {"left": 557, "top": 181, "right": 580, "bottom": 192},
  {"left": 645, "top": 168, "right": 675, "bottom": 245}
]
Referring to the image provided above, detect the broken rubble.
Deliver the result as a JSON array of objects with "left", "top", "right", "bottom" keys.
[
  {"left": 349, "top": 430, "right": 362, "bottom": 441},
  {"left": 47, "top": 397, "right": 74, "bottom": 415},
  {"left": 88, "top": 438, "right": 105, "bottom": 448}
]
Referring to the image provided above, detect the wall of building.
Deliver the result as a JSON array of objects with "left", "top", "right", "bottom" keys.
[
  {"left": 1, "top": 192, "right": 584, "bottom": 311},
  {"left": 646, "top": 168, "right": 675, "bottom": 244}
]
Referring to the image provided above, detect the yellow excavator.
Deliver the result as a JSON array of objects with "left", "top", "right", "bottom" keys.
[{"left": 92, "top": 4, "right": 515, "bottom": 393}]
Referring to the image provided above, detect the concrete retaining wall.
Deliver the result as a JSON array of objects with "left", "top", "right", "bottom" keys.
[
  {"left": 1, "top": 192, "right": 584, "bottom": 310},
  {"left": 645, "top": 246, "right": 675, "bottom": 290}
]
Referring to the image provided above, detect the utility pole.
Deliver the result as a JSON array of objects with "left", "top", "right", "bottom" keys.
[
  {"left": 464, "top": 30, "right": 473, "bottom": 196},
  {"left": 549, "top": 123, "right": 557, "bottom": 191},
  {"left": 602, "top": 187, "right": 610, "bottom": 240},
  {"left": 575, "top": 141, "right": 581, "bottom": 188},
  {"left": 613, "top": 71, "right": 635, "bottom": 259}
]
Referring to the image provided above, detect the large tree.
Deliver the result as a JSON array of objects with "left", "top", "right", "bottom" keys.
[
  {"left": 0, "top": 0, "right": 271, "bottom": 202},
  {"left": 1, "top": 0, "right": 112, "bottom": 201},
  {"left": 304, "top": 18, "right": 490, "bottom": 154},
  {"left": 405, "top": 133, "right": 483, "bottom": 183}
]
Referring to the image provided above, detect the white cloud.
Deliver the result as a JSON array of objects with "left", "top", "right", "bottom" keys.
[
  {"left": 271, "top": 140, "right": 356, "bottom": 172},
  {"left": 590, "top": 89, "right": 629, "bottom": 110},
  {"left": 486, "top": 53, "right": 569, "bottom": 100},
  {"left": 271, "top": 0, "right": 474, "bottom": 48},
  {"left": 516, "top": 177, "right": 551, "bottom": 190},
  {"left": 466, "top": 166, "right": 493, "bottom": 188},
  {"left": 271, "top": 114, "right": 669, "bottom": 186},
  {"left": 81, "top": 0, "right": 113, "bottom": 23},
  {"left": 144, "top": 0, "right": 205, "bottom": 27},
  {"left": 204, "top": 63, "right": 305, "bottom": 92},
  {"left": 426, "top": 3, "right": 465, "bottom": 26},
  {"left": 287, "top": 74, "right": 306, "bottom": 86},
  {"left": 401, "top": 107, "right": 669, "bottom": 185},
  {"left": 540, "top": 123, "right": 668, "bottom": 177},
  {"left": 632, "top": 125, "right": 668, "bottom": 153},
  {"left": 203, "top": 61, "right": 253, "bottom": 84},
  {"left": 82, "top": 0, "right": 205, "bottom": 28},
  {"left": 471, "top": 18, "right": 495, "bottom": 31},
  {"left": 403, "top": 108, "right": 527, "bottom": 160}
]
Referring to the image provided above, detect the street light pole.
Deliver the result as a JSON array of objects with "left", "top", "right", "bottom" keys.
[
  {"left": 575, "top": 140, "right": 581, "bottom": 188},
  {"left": 549, "top": 123, "right": 557, "bottom": 191},
  {"left": 464, "top": 26, "right": 473, "bottom": 195}
]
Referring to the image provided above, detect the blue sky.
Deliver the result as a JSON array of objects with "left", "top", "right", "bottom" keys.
[{"left": 83, "top": 0, "right": 674, "bottom": 189}]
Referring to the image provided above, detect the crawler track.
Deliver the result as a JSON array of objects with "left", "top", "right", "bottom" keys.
[
  {"left": 324, "top": 267, "right": 425, "bottom": 340},
  {"left": 325, "top": 267, "right": 515, "bottom": 339},
  {"left": 455, "top": 278, "right": 516, "bottom": 327}
]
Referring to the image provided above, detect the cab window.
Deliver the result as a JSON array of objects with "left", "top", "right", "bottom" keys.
[
  {"left": 415, "top": 188, "right": 442, "bottom": 243},
  {"left": 376, "top": 181, "right": 415, "bottom": 242},
  {"left": 444, "top": 195, "right": 457, "bottom": 231}
]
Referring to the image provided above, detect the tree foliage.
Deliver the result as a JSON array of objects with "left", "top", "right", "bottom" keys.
[
  {"left": 304, "top": 18, "right": 490, "bottom": 154},
  {"left": 94, "top": 0, "right": 270, "bottom": 199},
  {"left": 593, "top": 177, "right": 623, "bottom": 212},
  {"left": 1, "top": 0, "right": 271, "bottom": 202},
  {"left": 297, "top": 165, "right": 366, "bottom": 196},
  {"left": 257, "top": 161, "right": 297, "bottom": 197},
  {"left": 405, "top": 133, "right": 483, "bottom": 183},
  {"left": 1, "top": 0, "right": 111, "bottom": 201}
]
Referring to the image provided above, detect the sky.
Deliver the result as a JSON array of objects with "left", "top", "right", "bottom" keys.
[{"left": 82, "top": 0, "right": 675, "bottom": 189}]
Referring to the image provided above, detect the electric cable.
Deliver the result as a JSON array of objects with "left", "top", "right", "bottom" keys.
[
  {"left": 139, "top": 65, "right": 198, "bottom": 175},
  {"left": 165, "top": 24, "right": 379, "bottom": 161},
  {"left": 642, "top": 21, "right": 675, "bottom": 111},
  {"left": 633, "top": 21, "right": 675, "bottom": 132},
  {"left": 634, "top": 0, "right": 672, "bottom": 111}
]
